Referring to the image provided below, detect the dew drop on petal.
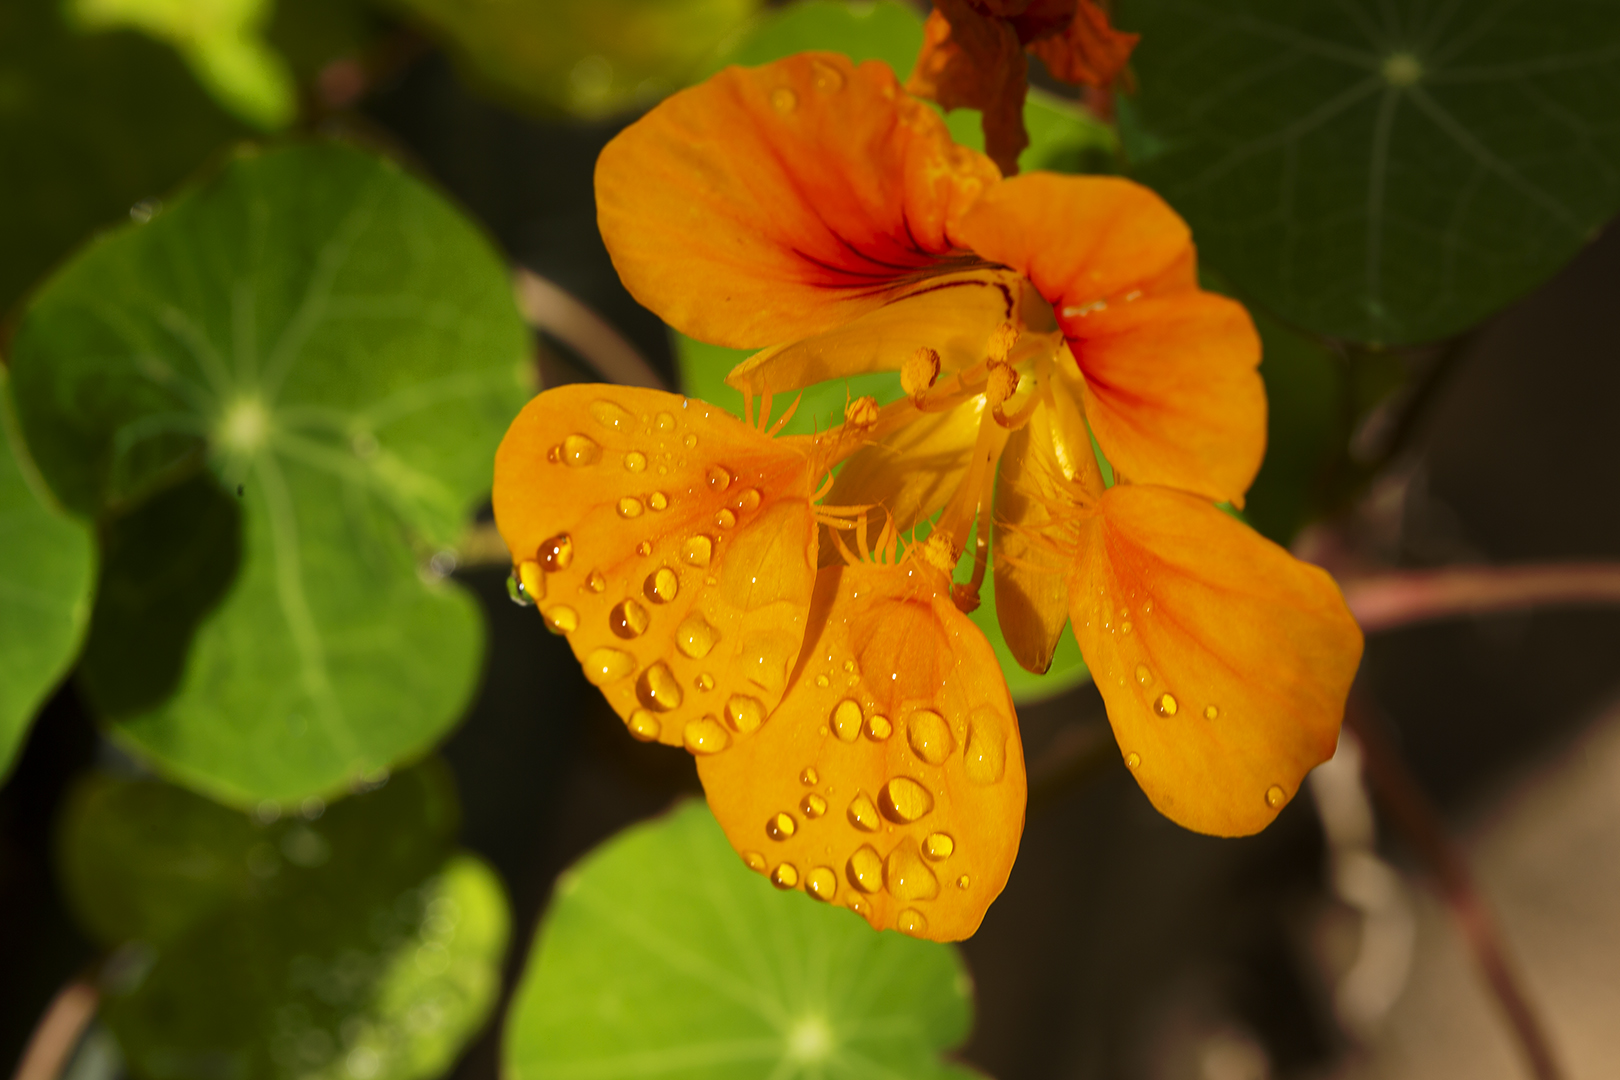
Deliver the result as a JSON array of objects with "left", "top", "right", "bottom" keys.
[
  {"left": 897, "top": 908, "right": 928, "bottom": 937},
  {"left": 590, "top": 400, "right": 635, "bottom": 431},
  {"left": 846, "top": 845, "right": 883, "bottom": 892},
  {"left": 735, "top": 488, "right": 762, "bottom": 512},
  {"left": 705, "top": 465, "right": 732, "bottom": 493},
  {"left": 906, "top": 709, "right": 954, "bottom": 765},
  {"left": 635, "top": 540, "right": 652, "bottom": 556},
  {"left": 923, "top": 832, "right": 955, "bottom": 861},
  {"left": 810, "top": 59, "right": 845, "bottom": 92},
  {"left": 879, "top": 777, "right": 934, "bottom": 823},
  {"left": 885, "top": 842, "right": 939, "bottom": 901},
  {"left": 743, "top": 850, "right": 766, "bottom": 873},
  {"left": 644, "top": 567, "right": 679, "bottom": 603},
  {"left": 695, "top": 672, "right": 715, "bottom": 692},
  {"left": 800, "top": 767, "right": 819, "bottom": 786},
  {"left": 1266, "top": 785, "right": 1287, "bottom": 809},
  {"left": 623, "top": 450, "right": 647, "bottom": 473},
  {"left": 814, "top": 674, "right": 830, "bottom": 688},
  {"left": 609, "top": 599, "right": 649, "bottom": 638},
  {"left": 1204, "top": 704, "right": 1219, "bottom": 720},
  {"left": 584, "top": 647, "right": 634, "bottom": 685},
  {"left": 636, "top": 661, "right": 684, "bottom": 711},
  {"left": 539, "top": 533, "right": 573, "bottom": 572},
  {"left": 866, "top": 714, "right": 892, "bottom": 740},
  {"left": 805, "top": 866, "right": 837, "bottom": 901},
  {"left": 654, "top": 411, "right": 675, "bottom": 433},
  {"left": 516, "top": 560, "right": 544, "bottom": 602},
  {"left": 715, "top": 508, "right": 737, "bottom": 529},
  {"left": 561, "top": 434, "right": 601, "bottom": 467},
  {"left": 800, "top": 793, "right": 827, "bottom": 819},
  {"left": 847, "top": 792, "right": 881, "bottom": 832},
  {"left": 616, "top": 496, "right": 644, "bottom": 518},
  {"left": 683, "top": 717, "right": 730, "bottom": 754},
  {"left": 1125, "top": 751, "right": 1141, "bottom": 770},
  {"left": 832, "top": 699, "right": 863, "bottom": 742},
  {"left": 506, "top": 572, "right": 531, "bottom": 607},
  {"left": 585, "top": 569, "right": 606, "bottom": 593},
  {"left": 957, "top": 875, "right": 970, "bottom": 890},
  {"left": 543, "top": 605, "right": 578, "bottom": 635},
  {"left": 766, "top": 811, "right": 797, "bottom": 840},
  {"left": 647, "top": 491, "right": 668, "bottom": 511},
  {"left": 1154, "top": 693, "right": 1179, "bottom": 718},
  {"left": 1121, "top": 621, "right": 1133, "bottom": 635},
  {"left": 626, "top": 710, "right": 660, "bottom": 742},
  {"left": 724, "top": 694, "right": 764, "bottom": 733},
  {"left": 681, "top": 535, "right": 713, "bottom": 568},
  {"left": 770, "top": 862, "right": 799, "bottom": 889},
  {"left": 683, "top": 433, "right": 698, "bottom": 449},
  {"left": 963, "top": 706, "right": 1008, "bottom": 785},
  {"left": 674, "top": 613, "right": 719, "bottom": 658},
  {"left": 1134, "top": 663, "right": 1152, "bottom": 686},
  {"left": 771, "top": 87, "right": 797, "bottom": 113}
]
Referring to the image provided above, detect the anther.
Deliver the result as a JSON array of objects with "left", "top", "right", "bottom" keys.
[
  {"left": 985, "top": 322, "right": 1019, "bottom": 366},
  {"left": 843, "top": 395, "right": 880, "bottom": 428},
  {"left": 901, "top": 347, "right": 941, "bottom": 400}
]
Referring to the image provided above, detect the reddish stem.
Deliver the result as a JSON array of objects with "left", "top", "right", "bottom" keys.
[
  {"left": 1341, "top": 563, "right": 1620, "bottom": 632},
  {"left": 11, "top": 979, "right": 97, "bottom": 1080}
]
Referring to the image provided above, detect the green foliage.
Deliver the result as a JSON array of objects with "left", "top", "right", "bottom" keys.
[
  {"left": 504, "top": 800, "right": 976, "bottom": 1080},
  {"left": 58, "top": 761, "right": 509, "bottom": 1080},
  {"left": 1117, "top": 0, "right": 1620, "bottom": 345},
  {"left": 7, "top": 142, "right": 532, "bottom": 805},
  {"left": 0, "top": 376, "right": 96, "bottom": 780},
  {"left": 0, "top": 0, "right": 247, "bottom": 321},
  {"left": 382, "top": 0, "right": 761, "bottom": 119}
]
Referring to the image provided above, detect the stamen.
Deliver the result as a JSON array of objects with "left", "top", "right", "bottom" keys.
[
  {"left": 901, "top": 346, "right": 941, "bottom": 401},
  {"left": 842, "top": 395, "right": 880, "bottom": 429},
  {"left": 766, "top": 392, "right": 803, "bottom": 437}
]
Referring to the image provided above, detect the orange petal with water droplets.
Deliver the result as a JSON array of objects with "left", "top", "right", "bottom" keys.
[
  {"left": 958, "top": 173, "right": 1265, "bottom": 505},
  {"left": 493, "top": 385, "right": 819, "bottom": 747},
  {"left": 1067, "top": 485, "right": 1363, "bottom": 837},
  {"left": 697, "top": 558, "right": 1026, "bottom": 941},
  {"left": 596, "top": 52, "right": 1000, "bottom": 350}
]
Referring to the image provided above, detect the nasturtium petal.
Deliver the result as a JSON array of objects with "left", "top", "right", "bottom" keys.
[
  {"left": 505, "top": 800, "right": 976, "bottom": 1080},
  {"left": 1068, "top": 485, "right": 1363, "bottom": 837},
  {"left": 596, "top": 51, "right": 1000, "bottom": 350},
  {"left": 957, "top": 172, "right": 1265, "bottom": 505},
  {"left": 493, "top": 384, "right": 820, "bottom": 748},
  {"left": 697, "top": 558, "right": 1025, "bottom": 942}
]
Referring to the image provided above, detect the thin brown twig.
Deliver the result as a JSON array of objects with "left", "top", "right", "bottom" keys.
[
  {"left": 513, "top": 269, "right": 668, "bottom": 391},
  {"left": 1345, "top": 695, "right": 1564, "bottom": 1080},
  {"left": 1341, "top": 562, "right": 1620, "bottom": 632},
  {"left": 11, "top": 978, "right": 97, "bottom": 1080}
]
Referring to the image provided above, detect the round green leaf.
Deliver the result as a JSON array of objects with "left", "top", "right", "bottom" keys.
[
  {"left": 58, "top": 762, "right": 509, "bottom": 1080},
  {"left": 8, "top": 141, "right": 533, "bottom": 805},
  {"left": 0, "top": 376, "right": 96, "bottom": 780},
  {"left": 1117, "top": 0, "right": 1620, "bottom": 345},
  {"left": 505, "top": 800, "right": 975, "bottom": 1080}
]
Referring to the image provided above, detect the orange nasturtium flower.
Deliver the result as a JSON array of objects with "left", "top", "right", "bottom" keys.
[{"left": 492, "top": 53, "right": 1363, "bottom": 942}]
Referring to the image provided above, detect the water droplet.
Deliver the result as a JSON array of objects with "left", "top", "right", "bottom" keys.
[
  {"left": 800, "top": 793, "right": 827, "bottom": 819},
  {"left": 673, "top": 614, "right": 718, "bottom": 658},
  {"left": 886, "top": 840, "right": 939, "bottom": 900},
  {"left": 682, "top": 717, "right": 730, "bottom": 754},
  {"left": 846, "top": 845, "right": 883, "bottom": 892},
  {"left": 561, "top": 434, "right": 601, "bottom": 467},
  {"left": 814, "top": 673, "right": 830, "bottom": 688},
  {"left": 681, "top": 535, "right": 713, "bottom": 568},
  {"left": 547, "top": 444, "right": 562, "bottom": 464},
  {"left": 590, "top": 400, "right": 635, "bottom": 431},
  {"left": 539, "top": 533, "right": 574, "bottom": 572},
  {"left": 635, "top": 540, "right": 652, "bottom": 556},
  {"left": 705, "top": 465, "right": 732, "bottom": 493},
  {"left": 810, "top": 59, "right": 845, "bottom": 91},
  {"left": 831, "top": 699, "right": 863, "bottom": 742},
  {"left": 648, "top": 491, "right": 668, "bottom": 511},
  {"left": 609, "top": 598, "right": 649, "bottom": 638},
  {"left": 683, "top": 433, "right": 698, "bottom": 449},
  {"left": 514, "top": 560, "right": 544, "bottom": 601},
  {"left": 506, "top": 568, "right": 535, "bottom": 607},
  {"left": 957, "top": 875, "right": 970, "bottom": 890},
  {"left": 1204, "top": 704, "right": 1219, "bottom": 720},
  {"left": 1154, "top": 692, "right": 1178, "bottom": 718},
  {"left": 1134, "top": 663, "right": 1152, "bottom": 686},
  {"left": 1125, "top": 751, "right": 1141, "bottom": 769},
  {"left": 897, "top": 908, "right": 928, "bottom": 937},
  {"left": 644, "top": 567, "right": 679, "bottom": 603},
  {"left": 923, "top": 832, "right": 955, "bottom": 861},
  {"left": 585, "top": 569, "right": 606, "bottom": 593},
  {"left": 715, "top": 508, "right": 737, "bottom": 529},
  {"left": 879, "top": 777, "right": 934, "bottom": 823},
  {"left": 771, "top": 87, "right": 797, "bottom": 113},
  {"left": 743, "top": 850, "right": 766, "bottom": 872},
  {"left": 770, "top": 862, "right": 799, "bottom": 889},
  {"left": 906, "top": 709, "right": 954, "bottom": 765},
  {"left": 800, "top": 767, "right": 819, "bottom": 786},
  {"left": 766, "top": 811, "right": 797, "bottom": 840},
  {"left": 724, "top": 694, "right": 764, "bottom": 733},
  {"left": 623, "top": 450, "right": 648, "bottom": 473},
  {"left": 584, "top": 647, "right": 634, "bottom": 685},
  {"left": 616, "top": 496, "right": 644, "bottom": 518},
  {"left": 805, "top": 865, "right": 837, "bottom": 901},
  {"left": 842, "top": 659, "right": 855, "bottom": 673},
  {"left": 543, "top": 604, "right": 579, "bottom": 635},
  {"left": 636, "top": 661, "right": 684, "bottom": 711},
  {"left": 866, "top": 714, "right": 893, "bottom": 741},
  {"left": 655, "top": 411, "right": 675, "bottom": 433},
  {"left": 847, "top": 792, "right": 881, "bottom": 832},
  {"left": 735, "top": 488, "right": 761, "bottom": 512},
  {"left": 695, "top": 672, "right": 715, "bottom": 692},
  {"left": 1266, "top": 785, "right": 1287, "bottom": 809},
  {"left": 963, "top": 705, "right": 1008, "bottom": 785},
  {"left": 627, "top": 710, "right": 661, "bottom": 742},
  {"left": 1121, "top": 621, "right": 1132, "bottom": 634}
]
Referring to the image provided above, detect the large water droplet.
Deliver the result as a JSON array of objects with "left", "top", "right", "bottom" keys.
[
  {"left": 715, "top": 508, "right": 737, "bottom": 529},
  {"left": 800, "top": 792, "right": 827, "bottom": 819},
  {"left": 1265, "top": 785, "right": 1287, "bottom": 809},
  {"left": 771, "top": 87, "right": 797, "bottom": 113},
  {"left": 609, "top": 598, "right": 649, "bottom": 638},
  {"left": 766, "top": 811, "right": 797, "bottom": 840},
  {"left": 963, "top": 705, "right": 1008, "bottom": 785},
  {"left": 770, "top": 862, "right": 799, "bottom": 889},
  {"left": 1154, "top": 692, "right": 1178, "bottom": 718},
  {"left": 647, "top": 491, "right": 668, "bottom": 511},
  {"left": 800, "top": 767, "right": 819, "bottom": 786},
  {"left": 517, "top": 560, "right": 544, "bottom": 602},
  {"left": 1126, "top": 751, "right": 1141, "bottom": 769},
  {"left": 644, "top": 567, "right": 679, "bottom": 604},
  {"left": 590, "top": 400, "right": 635, "bottom": 431},
  {"left": 561, "top": 434, "right": 601, "bottom": 467},
  {"left": 923, "top": 832, "right": 955, "bottom": 861},
  {"left": 623, "top": 450, "right": 648, "bottom": 473},
  {"left": 805, "top": 866, "right": 837, "bottom": 901},
  {"left": 675, "top": 613, "right": 719, "bottom": 658},
  {"left": 539, "top": 533, "right": 573, "bottom": 572},
  {"left": 735, "top": 488, "right": 762, "bottom": 512},
  {"left": 879, "top": 777, "right": 934, "bottom": 823},
  {"left": 896, "top": 908, "right": 928, "bottom": 938},
  {"left": 682, "top": 717, "right": 730, "bottom": 754},
  {"left": 543, "top": 605, "right": 579, "bottom": 635},
  {"left": 705, "top": 465, "right": 732, "bottom": 493},
  {"left": 847, "top": 792, "right": 881, "bottom": 832},
  {"left": 906, "top": 709, "right": 954, "bottom": 765},
  {"left": 584, "top": 647, "right": 634, "bottom": 685},
  {"left": 626, "top": 710, "right": 660, "bottom": 742},
  {"left": 616, "top": 496, "right": 644, "bottom": 519},
  {"left": 832, "top": 699, "right": 863, "bottom": 742},
  {"left": 636, "top": 661, "right": 684, "bottom": 711},
  {"left": 866, "top": 714, "right": 892, "bottom": 740},
  {"left": 846, "top": 845, "right": 882, "bottom": 892},
  {"left": 885, "top": 840, "right": 939, "bottom": 901},
  {"left": 681, "top": 535, "right": 713, "bottom": 568},
  {"left": 743, "top": 850, "right": 766, "bottom": 873},
  {"left": 724, "top": 694, "right": 764, "bottom": 733}
]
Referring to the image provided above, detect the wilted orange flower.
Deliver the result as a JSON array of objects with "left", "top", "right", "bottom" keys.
[{"left": 494, "top": 52, "right": 1361, "bottom": 941}]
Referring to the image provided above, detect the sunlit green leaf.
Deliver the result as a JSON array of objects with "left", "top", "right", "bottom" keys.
[
  {"left": 381, "top": 0, "right": 761, "bottom": 120},
  {"left": 1117, "top": 0, "right": 1620, "bottom": 344},
  {"left": 8, "top": 142, "right": 533, "bottom": 805},
  {"left": 505, "top": 800, "right": 975, "bottom": 1080},
  {"left": 0, "top": 374, "right": 96, "bottom": 781},
  {"left": 58, "top": 762, "right": 510, "bottom": 1080}
]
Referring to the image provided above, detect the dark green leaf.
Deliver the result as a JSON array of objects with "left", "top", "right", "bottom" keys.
[
  {"left": 9, "top": 142, "right": 533, "bottom": 804},
  {"left": 58, "top": 762, "right": 509, "bottom": 1080},
  {"left": 505, "top": 800, "right": 975, "bottom": 1080},
  {"left": 1118, "top": 0, "right": 1620, "bottom": 344},
  {"left": 0, "top": 375, "right": 96, "bottom": 780}
]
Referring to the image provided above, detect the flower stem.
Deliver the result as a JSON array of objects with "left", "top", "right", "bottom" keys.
[
  {"left": 12, "top": 978, "right": 97, "bottom": 1080},
  {"left": 1342, "top": 563, "right": 1620, "bottom": 632}
]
